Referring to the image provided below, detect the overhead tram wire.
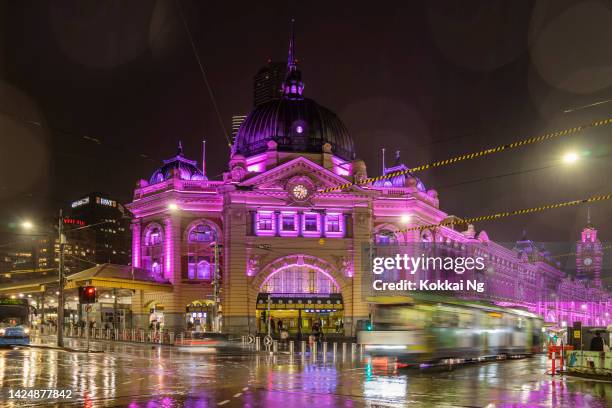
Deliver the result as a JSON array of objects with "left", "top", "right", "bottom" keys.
[
  {"left": 0, "top": 109, "right": 160, "bottom": 164},
  {"left": 436, "top": 152, "right": 612, "bottom": 191},
  {"left": 319, "top": 115, "right": 612, "bottom": 193},
  {"left": 175, "top": 0, "right": 232, "bottom": 149}
]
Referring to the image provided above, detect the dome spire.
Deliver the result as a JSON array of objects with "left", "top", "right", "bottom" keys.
[
  {"left": 287, "top": 17, "right": 296, "bottom": 72},
  {"left": 283, "top": 17, "right": 304, "bottom": 99}
]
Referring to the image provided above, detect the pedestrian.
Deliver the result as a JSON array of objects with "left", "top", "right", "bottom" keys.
[
  {"left": 277, "top": 319, "right": 283, "bottom": 332},
  {"left": 270, "top": 318, "right": 276, "bottom": 335},
  {"left": 312, "top": 322, "right": 321, "bottom": 343},
  {"left": 590, "top": 332, "right": 605, "bottom": 351}
]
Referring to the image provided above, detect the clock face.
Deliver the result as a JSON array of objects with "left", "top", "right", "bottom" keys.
[
  {"left": 292, "top": 184, "right": 309, "bottom": 200},
  {"left": 584, "top": 257, "right": 593, "bottom": 266}
]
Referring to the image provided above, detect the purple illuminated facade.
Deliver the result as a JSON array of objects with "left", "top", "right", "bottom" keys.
[{"left": 126, "top": 25, "right": 610, "bottom": 333}]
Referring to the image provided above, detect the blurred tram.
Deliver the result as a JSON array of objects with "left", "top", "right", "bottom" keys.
[{"left": 358, "top": 295, "right": 543, "bottom": 362}]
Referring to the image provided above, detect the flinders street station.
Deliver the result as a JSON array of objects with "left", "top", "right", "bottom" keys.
[{"left": 117, "top": 30, "right": 611, "bottom": 336}]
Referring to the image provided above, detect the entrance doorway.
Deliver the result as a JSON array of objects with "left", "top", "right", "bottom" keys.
[
  {"left": 149, "top": 305, "right": 164, "bottom": 330},
  {"left": 186, "top": 300, "right": 214, "bottom": 332},
  {"left": 255, "top": 260, "right": 344, "bottom": 338},
  {"left": 256, "top": 293, "right": 344, "bottom": 338}
]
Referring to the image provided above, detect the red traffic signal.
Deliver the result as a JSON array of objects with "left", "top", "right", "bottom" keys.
[{"left": 78, "top": 286, "right": 97, "bottom": 304}]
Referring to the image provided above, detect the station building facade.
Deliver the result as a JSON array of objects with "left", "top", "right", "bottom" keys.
[{"left": 126, "top": 36, "right": 610, "bottom": 335}]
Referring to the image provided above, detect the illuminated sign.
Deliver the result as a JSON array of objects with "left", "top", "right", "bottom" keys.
[
  {"left": 96, "top": 197, "right": 116, "bottom": 207},
  {"left": 71, "top": 197, "right": 90, "bottom": 208},
  {"left": 63, "top": 218, "right": 86, "bottom": 227}
]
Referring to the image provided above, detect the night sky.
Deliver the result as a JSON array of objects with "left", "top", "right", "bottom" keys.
[{"left": 1, "top": 0, "right": 611, "bottom": 247}]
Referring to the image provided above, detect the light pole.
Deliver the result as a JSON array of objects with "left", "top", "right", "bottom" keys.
[{"left": 57, "top": 209, "right": 66, "bottom": 347}]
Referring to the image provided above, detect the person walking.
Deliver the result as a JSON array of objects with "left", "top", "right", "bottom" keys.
[
  {"left": 270, "top": 318, "right": 276, "bottom": 336},
  {"left": 590, "top": 332, "right": 605, "bottom": 351}
]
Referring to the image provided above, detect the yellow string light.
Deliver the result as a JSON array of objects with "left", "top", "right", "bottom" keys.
[{"left": 320, "top": 117, "right": 612, "bottom": 193}]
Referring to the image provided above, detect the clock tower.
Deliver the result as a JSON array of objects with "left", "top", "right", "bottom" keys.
[{"left": 576, "top": 210, "right": 603, "bottom": 287}]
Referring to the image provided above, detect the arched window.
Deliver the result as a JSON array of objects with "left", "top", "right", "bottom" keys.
[
  {"left": 145, "top": 226, "right": 163, "bottom": 246},
  {"left": 189, "top": 223, "right": 214, "bottom": 243},
  {"left": 197, "top": 260, "right": 211, "bottom": 280},
  {"left": 261, "top": 265, "right": 339, "bottom": 294},
  {"left": 188, "top": 256, "right": 212, "bottom": 280}
]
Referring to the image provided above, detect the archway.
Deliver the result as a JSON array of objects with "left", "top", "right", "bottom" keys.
[{"left": 250, "top": 255, "right": 347, "bottom": 339}]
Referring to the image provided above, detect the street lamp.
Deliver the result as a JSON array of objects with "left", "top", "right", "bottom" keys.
[
  {"left": 563, "top": 152, "right": 579, "bottom": 164},
  {"left": 167, "top": 203, "right": 179, "bottom": 211},
  {"left": 21, "top": 221, "right": 34, "bottom": 230},
  {"left": 400, "top": 214, "right": 411, "bottom": 224}
]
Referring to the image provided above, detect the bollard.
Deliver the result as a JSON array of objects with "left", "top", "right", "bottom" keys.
[
  {"left": 333, "top": 342, "right": 338, "bottom": 357},
  {"left": 114, "top": 329, "right": 118, "bottom": 340},
  {"left": 323, "top": 341, "right": 328, "bottom": 355},
  {"left": 273, "top": 340, "right": 278, "bottom": 353},
  {"left": 255, "top": 336, "right": 261, "bottom": 351},
  {"left": 360, "top": 344, "right": 364, "bottom": 356},
  {"left": 301, "top": 341, "right": 306, "bottom": 354},
  {"left": 559, "top": 343, "right": 564, "bottom": 372},
  {"left": 550, "top": 351, "right": 556, "bottom": 376},
  {"left": 170, "top": 332, "right": 175, "bottom": 345},
  {"left": 289, "top": 341, "right": 294, "bottom": 354},
  {"left": 311, "top": 341, "right": 317, "bottom": 357},
  {"left": 131, "top": 329, "right": 135, "bottom": 341},
  {"left": 242, "top": 336, "right": 246, "bottom": 344},
  {"left": 342, "top": 342, "right": 347, "bottom": 356},
  {"left": 351, "top": 343, "right": 357, "bottom": 358}
]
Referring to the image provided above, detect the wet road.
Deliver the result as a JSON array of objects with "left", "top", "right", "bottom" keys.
[{"left": 0, "top": 337, "right": 610, "bottom": 407}]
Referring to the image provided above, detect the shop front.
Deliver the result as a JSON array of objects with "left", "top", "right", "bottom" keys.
[{"left": 255, "top": 293, "right": 344, "bottom": 338}]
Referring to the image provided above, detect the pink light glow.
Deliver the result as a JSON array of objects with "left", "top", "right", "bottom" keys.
[
  {"left": 132, "top": 223, "right": 141, "bottom": 267},
  {"left": 325, "top": 212, "right": 345, "bottom": 238},
  {"left": 255, "top": 210, "right": 276, "bottom": 237},
  {"left": 246, "top": 153, "right": 267, "bottom": 173},
  {"left": 164, "top": 218, "right": 173, "bottom": 279},
  {"left": 302, "top": 212, "right": 321, "bottom": 237},
  {"left": 259, "top": 262, "right": 340, "bottom": 293},
  {"left": 279, "top": 211, "right": 299, "bottom": 237},
  {"left": 331, "top": 156, "right": 351, "bottom": 177}
]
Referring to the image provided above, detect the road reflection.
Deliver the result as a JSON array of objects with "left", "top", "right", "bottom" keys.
[{"left": 0, "top": 340, "right": 609, "bottom": 407}]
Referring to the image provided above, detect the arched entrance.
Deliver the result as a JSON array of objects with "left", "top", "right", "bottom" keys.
[
  {"left": 252, "top": 255, "right": 346, "bottom": 339},
  {"left": 143, "top": 300, "right": 165, "bottom": 329}
]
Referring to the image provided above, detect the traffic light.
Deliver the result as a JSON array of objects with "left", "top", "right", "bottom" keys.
[{"left": 78, "top": 286, "right": 97, "bottom": 304}]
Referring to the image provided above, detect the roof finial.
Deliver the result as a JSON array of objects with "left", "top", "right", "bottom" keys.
[
  {"left": 288, "top": 17, "right": 296, "bottom": 71},
  {"left": 395, "top": 149, "right": 401, "bottom": 165},
  {"left": 282, "top": 18, "right": 304, "bottom": 99},
  {"left": 382, "top": 148, "right": 386, "bottom": 174},
  {"left": 177, "top": 140, "right": 184, "bottom": 156}
]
